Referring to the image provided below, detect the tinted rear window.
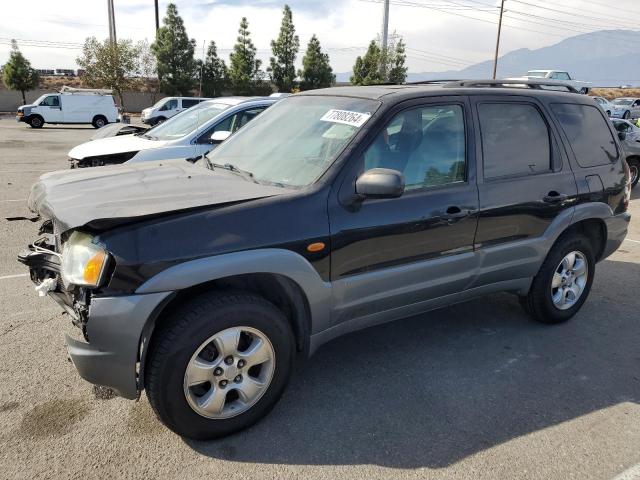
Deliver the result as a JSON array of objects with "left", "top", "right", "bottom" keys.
[
  {"left": 478, "top": 103, "right": 551, "bottom": 179},
  {"left": 182, "top": 99, "right": 200, "bottom": 108},
  {"left": 551, "top": 103, "right": 618, "bottom": 167}
]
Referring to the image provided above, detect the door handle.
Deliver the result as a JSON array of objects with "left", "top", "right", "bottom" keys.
[
  {"left": 542, "top": 192, "right": 568, "bottom": 203},
  {"left": 446, "top": 205, "right": 462, "bottom": 215}
]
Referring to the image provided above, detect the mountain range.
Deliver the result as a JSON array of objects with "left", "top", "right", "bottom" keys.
[{"left": 335, "top": 30, "right": 640, "bottom": 86}]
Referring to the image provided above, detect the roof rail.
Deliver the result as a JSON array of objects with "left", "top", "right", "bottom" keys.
[
  {"left": 444, "top": 79, "right": 579, "bottom": 93},
  {"left": 59, "top": 85, "right": 113, "bottom": 95},
  {"left": 405, "top": 79, "right": 461, "bottom": 85}
]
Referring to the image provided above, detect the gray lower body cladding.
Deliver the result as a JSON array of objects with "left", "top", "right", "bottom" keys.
[{"left": 65, "top": 291, "right": 172, "bottom": 399}]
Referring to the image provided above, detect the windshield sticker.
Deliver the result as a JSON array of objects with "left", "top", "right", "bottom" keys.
[{"left": 320, "top": 109, "right": 371, "bottom": 128}]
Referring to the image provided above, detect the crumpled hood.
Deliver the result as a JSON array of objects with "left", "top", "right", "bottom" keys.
[
  {"left": 68, "top": 134, "right": 168, "bottom": 160},
  {"left": 28, "top": 160, "right": 288, "bottom": 232}
]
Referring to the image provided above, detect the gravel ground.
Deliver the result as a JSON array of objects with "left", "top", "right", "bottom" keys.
[{"left": 0, "top": 118, "right": 639, "bottom": 480}]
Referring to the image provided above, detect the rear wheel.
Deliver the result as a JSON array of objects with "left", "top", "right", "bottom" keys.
[
  {"left": 623, "top": 111, "right": 631, "bottom": 119},
  {"left": 92, "top": 115, "right": 107, "bottom": 128},
  {"left": 579, "top": 87, "right": 588, "bottom": 94},
  {"left": 145, "top": 291, "right": 295, "bottom": 439},
  {"left": 28, "top": 116, "right": 44, "bottom": 128},
  {"left": 606, "top": 110, "right": 611, "bottom": 116},
  {"left": 520, "top": 234, "right": 595, "bottom": 324},
  {"left": 628, "top": 158, "right": 639, "bottom": 187}
]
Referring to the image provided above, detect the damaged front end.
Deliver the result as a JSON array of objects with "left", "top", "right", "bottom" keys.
[{"left": 17, "top": 220, "right": 108, "bottom": 340}]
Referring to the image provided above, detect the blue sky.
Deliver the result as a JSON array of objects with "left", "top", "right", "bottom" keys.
[{"left": 1, "top": 0, "right": 639, "bottom": 74}]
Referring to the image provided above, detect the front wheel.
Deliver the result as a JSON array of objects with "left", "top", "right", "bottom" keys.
[
  {"left": 29, "top": 116, "right": 44, "bottom": 128},
  {"left": 145, "top": 291, "right": 295, "bottom": 439},
  {"left": 628, "top": 159, "right": 639, "bottom": 187},
  {"left": 520, "top": 234, "right": 595, "bottom": 324},
  {"left": 623, "top": 111, "right": 631, "bottom": 119}
]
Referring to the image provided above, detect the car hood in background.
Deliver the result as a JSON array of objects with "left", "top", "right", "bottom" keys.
[
  {"left": 90, "top": 124, "right": 149, "bottom": 140},
  {"left": 68, "top": 134, "right": 169, "bottom": 160},
  {"left": 28, "top": 160, "right": 288, "bottom": 232}
]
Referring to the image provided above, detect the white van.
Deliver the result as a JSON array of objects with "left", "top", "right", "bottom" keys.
[
  {"left": 140, "top": 97, "right": 209, "bottom": 126},
  {"left": 16, "top": 86, "right": 118, "bottom": 129}
]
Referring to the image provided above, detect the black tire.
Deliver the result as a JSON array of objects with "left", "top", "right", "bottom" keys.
[
  {"left": 606, "top": 110, "right": 611, "bottom": 116},
  {"left": 623, "top": 111, "right": 631, "bottom": 120},
  {"left": 92, "top": 115, "right": 107, "bottom": 129},
  {"left": 145, "top": 291, "right": 295, "bottom": 439},
  {"left": 153, "top": 116, "right": 166, "bottom": 126},
  {"left": 520, "top": 234, "right": 595, "bottom": 324},
  {"left": 579, "top": 87, "right": 588, "bottom": 95},
  {"left": 29, "top": 116, "right": 44, "bottom": 128},
  {"left": 628, "top": 158, "right": 639, "bottom": 188}
]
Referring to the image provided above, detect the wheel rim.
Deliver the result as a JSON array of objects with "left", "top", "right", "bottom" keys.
[
  {"left": 96, "top": 118, "right": 105, "bottom": 127},
  {"left": 630, "top": 164, "right": 639, "bottom": 185},
  {"left": 32, "top": 118, "right": 41, "bottom": 127},
  {"left": 551, "top": 251, "right": 588, "bottom": 310},
  {"left": 183, "top": 326, "right": 275, "bottom": 419}
]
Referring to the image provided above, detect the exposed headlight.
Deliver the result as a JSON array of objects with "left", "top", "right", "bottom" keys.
[{"left": 61, "top": 231, "right": 109, "bottom": 287}]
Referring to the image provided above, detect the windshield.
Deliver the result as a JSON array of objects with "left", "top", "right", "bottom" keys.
[
  {"left": 147, "top": 103, "right": 230, "bottom": 140},
  {"left": 151, "top": 98, "right": 171, "bottom": 109},
  {"left": 208, "top": 95, "right": 380, "bottom": 188},
  {"left": 32, "top": 94, "right": 47, "bottom": 105},
  {"left": 526, "top": 71, "right": 548, "bottom": 78},
  {"left": 613, "top": 99, "right": 633, "bottom": 106}
]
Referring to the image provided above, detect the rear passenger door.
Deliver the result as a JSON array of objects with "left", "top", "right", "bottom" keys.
[{"left": 470, "top": 96, "right": 577, "bottom": 285}]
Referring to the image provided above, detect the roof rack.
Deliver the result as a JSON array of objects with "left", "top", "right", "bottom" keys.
[
  {"left": 405, "top": 79, "right": 461, "bottom": 85},
  {"left": 443, "top": 79, "right": 579, "bottom": 93},
  {"left": 59, "top": 85, "right": 113, "bottom": 95}
]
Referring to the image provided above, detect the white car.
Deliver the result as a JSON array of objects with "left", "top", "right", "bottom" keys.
[
  {"left": 140, "top": 97, "right": 209, "bottom": 126},
  {"left": 592, "top": 96, "right": 613, "bottom": 116},
  {"left": 609, "top": 97, "right": 640, "bottom": 120},
  {"left": 509, "top": 70, "right": 591, "bottom": 94},
  {"left": 16, "top": 87, "right": 118, "bottom": 129},
  {"left": 68, "top": 97, "right": 277, "bottom": 168}
]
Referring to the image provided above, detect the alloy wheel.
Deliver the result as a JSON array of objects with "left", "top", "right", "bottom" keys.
[
  {"left": 183, "top": 326, "right": 275, "bottom": 419},
  {"left": 551, "top": 251, "right": 588, "bottom": 310}
]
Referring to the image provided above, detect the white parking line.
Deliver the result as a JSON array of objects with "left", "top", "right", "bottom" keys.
[
  {"left": 612, "top": 463, "right": 640, "bottom": 480},
  {"left": 625, "top": 238, "right": 640, "bottom": 244},
  {"left": 0, "top": 273, "right": 28, "bottom": 280},
  {"left": 0, "top": 199, "right": 26, "bottom": 203},
  {"left": 0, "top": 170, "right": 49, "bottom": 173}
]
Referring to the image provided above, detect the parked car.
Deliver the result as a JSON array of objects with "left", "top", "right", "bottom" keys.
[
  {"left": 592, "top": 96, "right": 613, "bottom": 116},
  {"left": 509, "top": 70, "right": 591, "bottom": 94},
  {"left": 89, "top": 123, "right": 148, "bottom": 141},
  {"left": 18, "top": 81, "right": 631, "bottom": 439},
  {"left": 611, "top": 118, "right": 640, "bottom": 187},
  {"left": 67, "top": 97, "right": 277, "bottom": 168},
  {"left": 141, "top": 97, "right": 209, "bottom": 126},
  {"left": 609, "top": 97, "right": 640, "bottom": 120},
  {"left": 16, "top": 86, "right": 118, "bottom": 129}
]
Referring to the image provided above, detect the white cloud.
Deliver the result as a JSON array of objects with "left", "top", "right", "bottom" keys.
[{"left": 1, "top": 0, "right": 638, "bottom": 74}]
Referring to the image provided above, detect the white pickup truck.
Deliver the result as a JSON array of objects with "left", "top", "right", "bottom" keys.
[{"left": 509, "top": 70, "right": 591, "bottom": 94}]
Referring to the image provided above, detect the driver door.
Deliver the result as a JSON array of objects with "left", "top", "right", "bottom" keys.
[
  {"left": 328, "top": 97, "right": 479, "bottom": 327},
  {"left": 40, "top": 95, "right": 63, "bottom": 122}
]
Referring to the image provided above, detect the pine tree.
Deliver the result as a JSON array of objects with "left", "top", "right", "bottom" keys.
[
  {"left": 268, "top": 5, "right": 299, "bottom": 92},
  {"left": 151, "top": 3, "right": 196, "bottom": 95},
  {"left": 228, "top": 17, "right": 263, "bottom": 95},
  {"left": 351, "top": 35, "right": 408, "bottom": 85},
  {"left": 2, "top": 40, "right": 39, "bottom": 105},
  {"left": 298, "top": 35, "right": 334, "bottom": 91},
  {"left": 201, "top": 41, "right": 227, "bottom": 97},
  {"left": 77, "top": 37, "right": 139, "bottom": 109},
  {"left": 351, "top": 41, "right": 383, "bottom": 86}
]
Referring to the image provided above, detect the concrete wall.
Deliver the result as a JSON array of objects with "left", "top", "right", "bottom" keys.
[{"left": 0, "top": 89, "right": 166, "bottom": 113}]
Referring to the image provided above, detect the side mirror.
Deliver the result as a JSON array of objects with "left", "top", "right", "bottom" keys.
[
  {"left": 210, "top": 130, "right": 231, "bottom": 144},
  {"left": 619, "top": 131, "right": 627, "bottom": 141},
  {"left": 355, "top": 168, "right": 405, "bottom": 199}
]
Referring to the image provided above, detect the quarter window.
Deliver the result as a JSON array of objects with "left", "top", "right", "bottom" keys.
[
  {"left": 182, "top": 99, "right": 200, "bottom": 108},
  {"left": 478, "top": 103, "right": 551, "bottom": 179},
  {"left": 551, "top": 103, "right": 617, "bottom": 167},
  {"left": 363, "top": 104, "right": 466, "bottom": 190}
]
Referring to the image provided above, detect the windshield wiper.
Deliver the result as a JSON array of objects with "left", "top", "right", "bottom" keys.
[{"left": 208, "top": 160, "right": 259, "bottom": 183}]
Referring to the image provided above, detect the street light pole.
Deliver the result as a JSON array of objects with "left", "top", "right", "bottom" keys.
[
  {"left": 154, "top": 0, "right": 160, "bottom": 33},
  {"left": 492, "top": 0, "right": 505, "bottom": 79}
]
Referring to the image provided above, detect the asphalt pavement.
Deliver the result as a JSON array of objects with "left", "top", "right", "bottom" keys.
[{"left": 0, "top": 117, "right": 639, "bottom": 480}]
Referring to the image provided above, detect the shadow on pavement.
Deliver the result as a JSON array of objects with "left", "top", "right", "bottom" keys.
[{"left": 186, "top": 258, "right": 640, "bottom": 468}]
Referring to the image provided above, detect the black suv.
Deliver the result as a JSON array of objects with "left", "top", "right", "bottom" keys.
[{"left": 19, "top": 80, "right": 631, "bottom": 439}]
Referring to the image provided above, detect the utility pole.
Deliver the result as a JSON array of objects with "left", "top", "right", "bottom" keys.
[
  {"left": 154, "top": 0, "right": 160, "bottom": 34},
  {"left": 107, "top": 0, "right": 117, "bottom": 44},
  {"left": 199, "top": 40, "right": 205, "bottom": 97},
  {"left": 492, "top": 0, "right": 505, "bottom": 79},
  {"left": 380, "top": 0, "right": 390, "bottom": 76}
]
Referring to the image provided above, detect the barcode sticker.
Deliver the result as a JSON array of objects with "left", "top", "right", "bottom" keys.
[{"left": 320, "top": 109, "right": 371, "bottom": 128}]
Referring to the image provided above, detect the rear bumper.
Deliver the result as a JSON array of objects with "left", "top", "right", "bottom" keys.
[
  {"left": 602, "top": 211, "right": 631, "bottom": 260},
  {"left": 65, "top": 291, "right": 172, "bottom": 399}
]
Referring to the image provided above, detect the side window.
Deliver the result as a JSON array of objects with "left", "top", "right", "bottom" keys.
[
  {"left": 556, "top": 72, "right": 570, "bottom": 80},
  {"left": 196, "top": 114, "right": 234, "bottom": 143},
  {"left": 363, "top": 104, "right": 466, "bottom": 190},
  {"left": 551, "top": 103, "right": 618, "bottom": 167},
  {"left": 40, "top": 95, "right": 59, "bottom": 107},
  {"left": 613, "top": 121, "right": 631, "bottom": 133},
  {"left": 182, "top": 99, "right": 199, "bottom": 109},
  {"left": 232, "top": 107, "right": 267, "bottom": 132},
  {"left": 633, "top": 100, "right": 640, "bottom": 107},
  {"left": 478, "top": 103, "right": 551, "bottom": 179}
]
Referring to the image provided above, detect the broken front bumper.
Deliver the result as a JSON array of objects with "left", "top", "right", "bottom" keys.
[{"left": 66, "top": 291, "right": 172, "bottom": 399}]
